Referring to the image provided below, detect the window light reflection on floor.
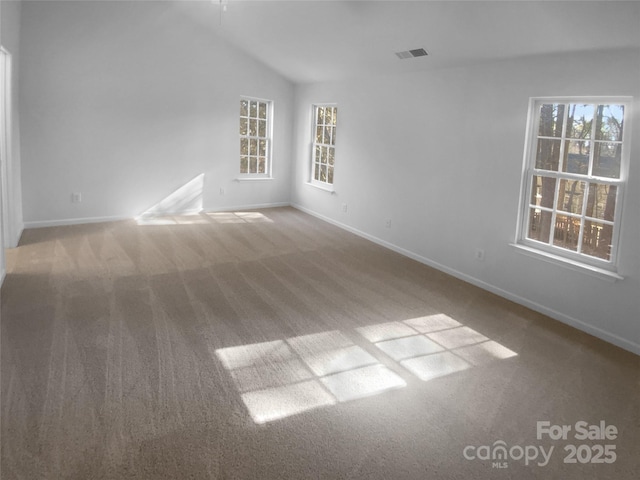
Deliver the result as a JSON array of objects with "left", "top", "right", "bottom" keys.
[
  {"left": 214, "top": 331, "right": 406, "bottom": 424},
  {"left": 206, "top": 211, "right": 273, "bottom": 224},
  {"left": 136, "top": 211, "right": 273, "bottom": 226},
  {"left": 241, "top": 380, "right": 336, "bottom": 424},
  {"left": 356, "top": 314, "right": 517, "bottom": 382},
  {"left": 215, "top": 315, "right": 517, "bottom": 425},
  {"left": 136, "top": 213, "right": 211, "bottom": 226}
]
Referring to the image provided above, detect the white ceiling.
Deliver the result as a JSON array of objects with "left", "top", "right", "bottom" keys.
[{"left": 176, "top": 0, "right": 640, "bottom": 84}]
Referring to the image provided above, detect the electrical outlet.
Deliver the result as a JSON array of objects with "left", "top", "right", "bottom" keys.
[
  {"left": 474, "top": 248, "right": 485, "bottom": 261},
  {"left": 71, "top": 192, "right": 82, "bottom": 203},
  {"left": 341, "top": 203, "right": 348, "bottom": 213}
]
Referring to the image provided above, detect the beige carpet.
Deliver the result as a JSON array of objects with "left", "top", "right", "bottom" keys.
[{"left": 1, "top": 207, "right": 638, "bottom": 479}]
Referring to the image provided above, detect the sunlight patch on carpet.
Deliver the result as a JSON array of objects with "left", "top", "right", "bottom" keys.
[
  {"left": 321, "top": 364, "right": 406, "bottom": 402},
  {"left": 241, "top": 380, "right": 335, "bottom": 424},
  {"left": 215, "top": 331, "right": 406, "bottom": 424},
  {"left": 401, "top": 351, "right": 471, "bottom": 381},
  {"left": 357, "top": 314, "right": 518, "bottom": 383},
  {"left": 206, "top": 211, "right": 273, "bottom": 224},
  {"left": 215, "top": 314, "right": 517, "bottom": 424}
]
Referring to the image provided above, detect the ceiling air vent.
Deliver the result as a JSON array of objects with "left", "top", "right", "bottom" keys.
[{"left": 395, "top": 48, "right": 429, "bottom": 60}]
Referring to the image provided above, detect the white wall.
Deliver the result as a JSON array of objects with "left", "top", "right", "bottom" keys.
[
  {"left": 292, "top": 48, "right": 640, "bottom": 354},
  {"left": 19, "top": 1, "right": 294, "bottom": 226},
  {"left": 1, "top": 0, "right": 24, "bottom": 249}
]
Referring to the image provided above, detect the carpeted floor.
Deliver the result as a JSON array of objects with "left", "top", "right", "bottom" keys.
[{"left": 1, "top": 207, "right": 638, "bottom": 479}]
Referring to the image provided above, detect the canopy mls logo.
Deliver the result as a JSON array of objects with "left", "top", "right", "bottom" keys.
[
  {"left": 463, "top": 420, "right": 618, "bottom": 469},
  {"left": 463, "top": 441, "right": 554, "bottom": 469}
]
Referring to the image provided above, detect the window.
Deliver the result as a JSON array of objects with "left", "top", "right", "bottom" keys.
[
  {"left": 311, "top": 105, "right": 338, "bottom": 186},
  {"left": 517, "top": 97, "right": 631, "bottom": 273},
  {"left": 240, "top": 97, "right": 271, "bottom": 177}
]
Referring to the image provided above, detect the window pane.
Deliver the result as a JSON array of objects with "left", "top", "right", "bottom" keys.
[
  {"left": 331, "top": 126, "right": 337, "bottom": 145},
  {"left": 328, "top": 147, "right": 335, "bottom": 166},
  {"left": 328, "top": 166, "right": 334, "bottom": 184},
  {"left": 320, "top": 146, "right": 327, "bottom": 164},
  {"left": 535, "top": 138, "right": 561, "bottom": 171},
  {"left": 324, "top": 126, "right": 332, "bottom": 145},
  {"left": 240, "top": 118, "right": 248, "bottom": 136},
  {"left": 592, "top": 142, "right": 621, "bottom": 178},
  {"left": 314, "top": 145, "right": 321, "bottom": 163},
  {"left": 556, "top": 179, "right": 585, "bottom": 214},
  {"left": 582, "top": 220, "right": 612, "bottom": 260},
  {"left": 553, "top": 215, "right": 580, "bottom": 251},
  {"left": 530, "top": 175, "right": 556, "bottom": 208},
  {"left": 250, "top": 139, "right": 257, "bottom": 155},
  {"left": 331, "top": 108, "right": 338, "bottom": 125},
  {"left": 258, "top": 157, "right": 266, "bottom": 174},
  {"left": 250, "top": 101, "right": 257, "bottom": 117},
  {"left": 565, "top": 104, "right": 593, "bottom": 139},
  {"left": 527, "top": 208, "right": 552, "bottom": 243},
  {"left": 240, "top": 156, "right": 248, "bottom": 173},
  {"left": 258, "top": 120, "right": 266, "bottom": 138},
  {"left": 316, "top": 126, "right": 323, "bottom": 144},
  {"left": 249, "top": 156, "right": 257, "bottom": 173},
  {"left": 240, "top": 100, "right": 248, "bottom": 117},
  {"left": 595, "top": 105, "right": 624, "bottom": 141},
  {"left": 563, "top": 140, "right": 590, "bottom": 174},
  {"left": 259, "top": 139, "right": 266, "bottom": 157},
  {"left": 538, "top": 103, "right": 565, "bottom": 137},
  {"left": 258, "top": 102, "right": 267, "bottom": 120},
  {"left": 320, "top": 165, "right": 327, "bottom": 182},
  {"left": 249, "top": 119, "right": 257, "bottom": 136},
  {"left": 586, "top": 183, "right": 616, "bottom": 222},
  {"left": 317, "top": 107, "right": 324, "bottom": 125},
  {"left": 314, "top": 163, "right": 320, "bottom": 181},
  {"left": 240, "top": 138, "right": 248, "bottom": 155}
]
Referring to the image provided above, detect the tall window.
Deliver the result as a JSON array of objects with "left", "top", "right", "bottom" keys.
[
  {"left": 311, "top": 105, "right": 338, "bottom": 185},
  {"left": 517, "top": 98, "right": 631, "bottom": 272},
  {"left": 240, "top": 97, "right": 271, "bottom": 177}
]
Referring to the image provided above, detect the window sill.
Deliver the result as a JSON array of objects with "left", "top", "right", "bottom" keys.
[
  {"left": 235, "top": 177, "right": 273, "bottom": 182},
  {"left": 306, "top": 182, "right": 336, "bottom": 194},
  {"left": 509, "top": 243, "right": 624, "bottom": 282}
]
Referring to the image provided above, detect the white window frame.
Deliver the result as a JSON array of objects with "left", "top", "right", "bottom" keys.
[
  {"left": 310, "top": 104, "right": 338, "bottom": 189},
  {"left": 514, "top": 96, "right": 632, "bottom": 279},
  {"left": 239, "top": 96, "right": 273, "bottom": 179}
]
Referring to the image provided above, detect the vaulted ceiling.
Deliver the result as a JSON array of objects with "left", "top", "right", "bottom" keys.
[{"left": 175, "top": 0, "right": 640, "bottom": 83}]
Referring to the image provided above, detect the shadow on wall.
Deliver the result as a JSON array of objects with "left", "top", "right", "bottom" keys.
[
  {"left": 136, "top": 174, "right": 204, "bottom": 225},
  {"left": 215, "top": 313, "right": 517, "bottom": 424}
]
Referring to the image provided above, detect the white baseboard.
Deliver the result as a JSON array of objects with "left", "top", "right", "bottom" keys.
[
  {"left": 23, "top": 203, "right": 293, "bottom": 229},
  {"left": 24, "top": 215, "right": 133, "bottom": 229},
  {"left": 210, "top": 202, "right": 291, "bottom": 212},
  {"left": 292, "top": 203, "right": 639, "bottom": 356},
  {"left": 2, "top": 221, "right": 25, "bottom": 248},
  {"left": 12, "top": 222, "right": 24, "bottom": 247}
]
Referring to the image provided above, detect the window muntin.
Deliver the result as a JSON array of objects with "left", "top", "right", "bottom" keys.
[
  {"left": 520, "top": 99, "right": 630, "bottom": 268},
  {"left": 240, "top": 98, "right": 271, "bottom": 176},
  {"left": 311, "top": 105, "right": 338, "bottom": 185}
]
